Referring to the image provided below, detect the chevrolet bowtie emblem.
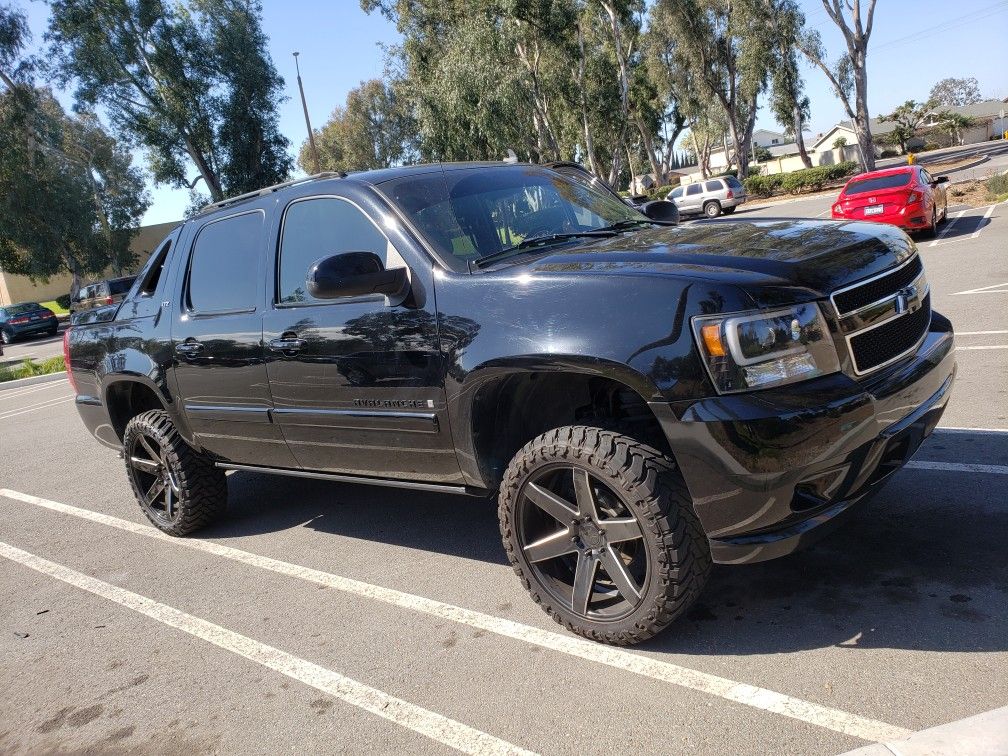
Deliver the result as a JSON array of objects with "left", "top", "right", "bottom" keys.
[{"left": 894, "top": 284, "right": 918, "bottom": 315}]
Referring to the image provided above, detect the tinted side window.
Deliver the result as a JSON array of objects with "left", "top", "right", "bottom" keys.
[
  {"left": 704, "top": 180, "right": 723, "bottom": 192},
  {"left": 725, "top": 176, "right": 744, "bottom": 190},
  {"left": 670, "top": 187, "right": 684, "bottom": 199},
  {"left": 188, "top": 212, "right": 263, "bottom": 313},
  {"left": 138, "top": 236, "right": 174, "bottom": 296},
  {"left": 685, "top": 184, "right": 702, "bottom": 196},
  {"left": 278, "top": 197, "right": 388, "bottom": 305}
]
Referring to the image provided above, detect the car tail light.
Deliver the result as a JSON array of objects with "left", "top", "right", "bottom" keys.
[
  {"left": 833, "top": 204, "right": 843, "bottom": 215},
  {"left": 10, "top": 316, "right": 29, "bottom": 324},
  {"left": 726, "top": 189, "right": 734, "bottom": 199},
  {"left": 104, "top": 295, "right": 114, "bottom": 305},
  {"left": 907, "top": 191, "right": 921, "bottom": 204},
  {"left": 63, "top": 328, "right": 78, "bottom": 394}
]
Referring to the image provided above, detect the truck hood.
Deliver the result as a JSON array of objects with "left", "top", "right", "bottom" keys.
[{"left": 518, "top": 219, "right": 917, "bottom": 303}]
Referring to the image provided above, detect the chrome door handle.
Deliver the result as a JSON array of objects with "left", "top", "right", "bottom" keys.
[
  {"left": 175, "top": 341, "right": 204, "bottom": 356},
  {"left": 268, "top": 337, "right": 305, "bottom": 353}
]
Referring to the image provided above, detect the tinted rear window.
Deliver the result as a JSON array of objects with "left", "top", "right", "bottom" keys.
[
  {"left": 844, "top": 173, "right": 911, "bottom": 195},
  {"left": 704, "top": 180, "right": 723, "bottom": 192},
  {"left": 6, "top": 303, "right": 40, "bottom": 315},
  {"left": 724, "top": 176, "right": 744, "bottom": 189},
  {"left": 109, "top": 277, "right": 136, "bottom": 295}
]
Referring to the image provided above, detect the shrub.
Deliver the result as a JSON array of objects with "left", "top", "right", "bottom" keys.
[
  {"left": 743, "top": 173, "right": 782, "bottom": 196},
  {"left": 924, "top": 143, "right": 941, "bottom": 152},
  {"left": 880, "top": 149, "right": 898, "bottom": 158},
  {"left": 986, "top": 172, "right": 1008, "bottom": 198},
  {"left": 56, "top": 294, "right": 72, "bottom": 309},
  {"left": 778, "top": 161, "right": 858, "bottom": 195},
  {"left": 0, "top": 356, "right": 66, "bottom": 383}
]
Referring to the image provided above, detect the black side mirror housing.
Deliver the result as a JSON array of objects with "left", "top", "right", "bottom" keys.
[
  {"left": 934, "top": 175, "right": 949, "bottom": 184},
  {"left": 640, "top": 200, "right": 680, "bottom": 225},
  {"left": 306, "top": 252, "right": 410, "bottom": 300}
]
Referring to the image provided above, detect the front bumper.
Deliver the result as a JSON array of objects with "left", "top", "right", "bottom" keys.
[{"left": 653, "top": 311, "right": 956, "bottom": 564}]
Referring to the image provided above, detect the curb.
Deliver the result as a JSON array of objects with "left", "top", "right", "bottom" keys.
[
  {"left": 839, "top": 705, "right": 1008, "bottom": 755},
  {"left": 0, "top": 371, "right": 69, "bottom": 391}
]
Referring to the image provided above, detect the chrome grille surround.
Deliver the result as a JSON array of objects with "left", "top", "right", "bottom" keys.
[{"left": 830, "top": 254, "right": 931, "bottom": 376}]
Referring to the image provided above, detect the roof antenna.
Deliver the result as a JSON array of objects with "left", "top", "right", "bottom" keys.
[{"left": 503, "top": 149, "right": 518, "bottom": 164}]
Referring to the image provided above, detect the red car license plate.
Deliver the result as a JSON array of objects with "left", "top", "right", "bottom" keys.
[{"left": 864, "top": 205, "right": 884, "bottom": 216}]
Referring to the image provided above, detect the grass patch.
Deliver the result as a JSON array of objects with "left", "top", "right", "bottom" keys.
[
  {"left": 985, "top": 172, "right": 1008, "bottom": 202},
  {"left": 0, "top": 356, "right": 66, "bottom": 383},
  {"left": 39, "top": 299, "right": 69, "bottom": 316}
]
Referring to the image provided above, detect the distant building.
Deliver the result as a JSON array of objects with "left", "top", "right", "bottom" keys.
[{"left": 0, "top": 221, "right": 179, "bottom": 306}]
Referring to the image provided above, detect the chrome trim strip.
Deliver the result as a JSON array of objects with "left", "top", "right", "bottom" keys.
[
  {"left": 270, "top": 408, "right": 436, "bottom": 421},
  {"left": 830, "top": 253, "right": 921, "bottom": 316},
  {"left": 845, "top": 295, "right": 931, "bottom": 377}
]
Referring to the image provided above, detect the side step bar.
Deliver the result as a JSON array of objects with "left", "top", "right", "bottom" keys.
[{"left": 214, "top": 462, "right": 487, "bottom": 497}]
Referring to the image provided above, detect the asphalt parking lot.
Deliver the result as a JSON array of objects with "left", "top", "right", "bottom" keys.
[{"left": 1, "top": 202, "right": 1007, "bottom": 754}]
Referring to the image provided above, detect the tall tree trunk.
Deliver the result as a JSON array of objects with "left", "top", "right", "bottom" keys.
[
  {"left": 793, "top": 104, "right": 812, "bottom": 168},
  {"left": 634, "top": 113, "right": 663, "bottom": 185},
  {"left": 852, "top": 53, "right": 875, "bottom": 170},
  {"left": 575, "top": 23, "right": 602, "bottom": 177}
]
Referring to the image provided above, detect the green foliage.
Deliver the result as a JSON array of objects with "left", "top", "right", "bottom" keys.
[
  {"left": 47, "top": 0, "right": 291, "bottom": 202},
  {"left": 986, "top": 172, "right": 1008, "bottom": 196},
  {"left": 752, "top": 144, "right": 773, "bottom": 162},
  {"left": 744, "top": 161, "right": 856, "bottom": 196},
  {"left": 300, "top": 79, "right": 417, "bottom": 173},
  {"left": 879, "top": 99, "right": 936, "bottom": 154},
  {"left": 832, "top": 136, "right": 847, "bottom": 149},
  {"left": 43, "top": 298, "right": 71, "bottom": 314},
  {"left": 928, "top": 77, "right": 982, "bottom": 107},
  {"left": 0, "top": 356, "right": 66, "bottom": 383},
  {"left": 1, "top": 5, "right": 149, "bottom": 281}
]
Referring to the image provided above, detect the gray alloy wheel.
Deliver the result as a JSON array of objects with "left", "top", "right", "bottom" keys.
[
  {"left": 1, "top": 329, "right": 13, "bottom": 345},
  {"left": 499, "top": 426, "right": 711, "bottom": 645},
  {"left": 703, "top": 200, "right": 721, "bottom": 218},
  {"left": 123, "top": 409, "right": 227, "bottom": 536}
]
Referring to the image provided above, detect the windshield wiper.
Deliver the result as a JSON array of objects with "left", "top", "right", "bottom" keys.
[{"left": 473, "top": 230, "right": 618, "bottom": 268}]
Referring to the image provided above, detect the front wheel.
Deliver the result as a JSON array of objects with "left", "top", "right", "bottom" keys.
[
  {"left": 1, "top": 329, "right": 13, "bottom": 345},
  {"left": 498, "top": 426, "right": 711, "bottom": 645},
  {"left": 703, "top": 201, "right": 721, "bottom": 218},
  {"left": 123, "top": 409, "right": 227, "bottom": 536}
]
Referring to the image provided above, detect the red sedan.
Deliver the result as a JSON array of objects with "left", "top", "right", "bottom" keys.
[{"left": 831, "top": 166, "right": 949, "bottom": 236}]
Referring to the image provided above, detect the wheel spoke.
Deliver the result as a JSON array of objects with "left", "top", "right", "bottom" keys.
[
  {"left": 164, "top": 480, "right": 173, "bottom": 517},
  {"left": 523, "top": 529, "right": 577, "bottom": 563},
  {"left": 138, "top": 435, "right": 159, "bottom": 462},
  {"left": 571, "top": 551, "right": 598, "bottom": 615},
  {"left": 600, "top": 545, "right": 642, "bottom": 603},
  {"left": 129, "top": 456, "right": 160, "bottom": 474},
  {"left": 144, "top": 479, "right": 166, "bottom": 508},
  {"left": 572, "top": 468, "right": 599, "bottom": 520},
  {"left": 602, "top": 517, "right": 643, "bottom": 544},
  {"left": 525, "top": 482, "right": 578, "bottom": 524}
]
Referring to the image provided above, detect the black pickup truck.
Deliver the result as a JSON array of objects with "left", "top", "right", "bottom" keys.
[{"left": 66, "top": 163, "right": 956, "bottom": 645}]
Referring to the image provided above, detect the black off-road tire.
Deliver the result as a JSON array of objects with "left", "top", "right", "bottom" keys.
[
  {"left": 123, "top": 409, "right": 227, "bottom": 536},
  {"left": 703, "top": 200, "right": 721, "bottom": 218},
  {"left": 498, "top": 426, "right": 711, "bottom": 645}
]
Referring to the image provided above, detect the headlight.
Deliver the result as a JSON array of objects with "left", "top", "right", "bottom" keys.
[{"left": 692, "top": 303, "right": 840, "bottom": 394}]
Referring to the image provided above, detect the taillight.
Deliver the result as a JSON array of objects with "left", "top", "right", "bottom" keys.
[
  {"left": 63, "top": 328, "right": 78, "bottom": 394},
  {"left": 105, "top": 296, "right": 114, "bottom": 305},
  {"left": 10, "top": 316, "right": 29, "bottom": 324},
  {"left": 833, "top": 204, "right": 843, "bottom": 215},
  {"left": 726, "top": 189, "right": 734, "bottom": 199},
  {"left": 907, "top": 191, "right": 921, "bottom": 204}
]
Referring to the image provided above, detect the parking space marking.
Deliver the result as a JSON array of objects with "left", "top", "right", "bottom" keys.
[
  {"left": 956, "top": 345, "right": 1008, "bottom": 351},
  {"left": 970, "top": 204, "right": 998, "bottom": 239},
  {"left": 0, "top": 396, "right": 73, "bottom": 420},
  {"left": 0, "top": 381, "right": 69, "bottom": 400},
  {"left": 0, "top": 540, "right": 535, "bottom": 756},
  {"left": 0, "top": 488, "right": 911, "bottom": 744},
  {"left": 928, "top": 209, "right": 967, "bottom": 247},
  {"left": 951, "top": 282, "right": 1008, "bottom": 296},
  {"left": 955, "top": 330, "right": 1008, "bottom": 336},
  {"left": 936, "top": 426, "right": 1007, "bottom": 434},
  {"left": 905, "top": 460, "right": 1008, "bottom": 475}
]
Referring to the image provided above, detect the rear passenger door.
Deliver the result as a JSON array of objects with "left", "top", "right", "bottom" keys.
[
  {"left": 262, "top": 192, "right": 460, "bottom": 483},
  {"left": 681, "top": 182, "right": 703, "bottom": 213},
  {"left": 171, "top": 209, "right": 297, "bottom": 468}
]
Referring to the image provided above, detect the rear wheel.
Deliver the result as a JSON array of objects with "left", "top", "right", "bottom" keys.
[
  {"left": 123, "top": 409, "right": 227, "bottom": 536},
  {"left": 924, "top": 206, "right": 938, "bottom": 238},
  {"left": 499, "top": 426, "right": 711, "bottom": 645},
  {"left": 1, "top": 329, "right": 13, "bottom": 345},
  {"left": 703, "top": 200, "right": 722, "bottom": 218}
]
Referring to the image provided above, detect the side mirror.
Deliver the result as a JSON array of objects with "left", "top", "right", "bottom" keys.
[
  {"left": 640, "top": 200, "right": 680, "bottom": 225},
  {"left": 306, "top": 251, "right": 409, "bottom": 300},
  {"left": 934, "top": 175, "right": 949, "bottom": 184}
]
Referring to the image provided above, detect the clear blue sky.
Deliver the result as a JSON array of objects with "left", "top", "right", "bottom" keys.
[{"left": 16, "top": 0, "right": 1008, "bottom": 225}]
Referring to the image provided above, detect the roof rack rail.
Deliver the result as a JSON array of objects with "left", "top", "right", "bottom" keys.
[{"left": 197, "top": 171, "right": 345, "bottom": 216}]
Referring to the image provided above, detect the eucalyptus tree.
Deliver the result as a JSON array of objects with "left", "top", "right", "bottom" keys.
[
  {"left": 797, "top": 0, "right": 878, "bottom": 171},
  {"left": 765, "top": 0, "right": 812, "bottom": 168},
  {"left": 47, "top": 0, "right": 291, "bottom": 202}
]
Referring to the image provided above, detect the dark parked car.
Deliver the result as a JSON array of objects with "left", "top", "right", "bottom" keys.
[
  {"left": 66, "top": 163, "right": 955, "bottom": 645},
  {"left": 70, "top": 276, "right": 137, "bottom": 316},
  {"left": 0, "top": 301, "right": 59, "bottom": 344}
]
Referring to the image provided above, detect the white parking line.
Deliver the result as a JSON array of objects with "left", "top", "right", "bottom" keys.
[
  {"left": 957, "top": 345, "right": 1008, "bottom": 351},
  {"left": 905, "top": 461, "right": 1008, "bottom": 475},
  {"left": 0, "top": 381, "right": 69, "bottom": 400},
  {"left": 955, "top": 330, "right": 1008, "bottom": 336},
  {"left": 936, "top": 426, "right": 1007, "bottom": 434},
  {"left": 928, "top": 208, "right": 967, "bottom": 247},
  {"left": 970, "top": 204, "right": 997, "bottom": 239},
  {"left": 0, "top": 540, "right": 534, "bottom": 756},
  {"left": 0, "top": 488, "right": 910, "bottom": 744},
  {"left": 951, "top": 282, "right": 1008, "bottom": 296},
  {"left": 0, "top": 396, "right": 73, "bottom": 420}
]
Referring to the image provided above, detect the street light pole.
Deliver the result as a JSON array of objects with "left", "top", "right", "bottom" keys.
[{"left": 293, "top": 52, "right": 320, "bottom": 175}]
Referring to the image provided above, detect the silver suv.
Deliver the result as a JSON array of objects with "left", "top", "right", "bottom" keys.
[{"left": 669, "top": 175, "right": 747, "bottom": 218}]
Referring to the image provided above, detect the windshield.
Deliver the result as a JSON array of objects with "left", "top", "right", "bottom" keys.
[
  {"left": 381, "top": 166, "right": 646, "bottom": 270},
  {"left": 109, "top": 277, "right": 136, "bottom": 295},
  {"left": 844, "top": 173, "right": 911, "bottom": 195},
  {"left": 6, "top": 302, "right": 41, "bottom": 315}
]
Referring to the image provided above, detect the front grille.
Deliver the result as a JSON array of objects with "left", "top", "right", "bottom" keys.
[
  {"left": 849, "top": 293, "right": 931, "bottom": 373},
  {"left": 833, "top": 256, "right": 923, "bottom": 314}
]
